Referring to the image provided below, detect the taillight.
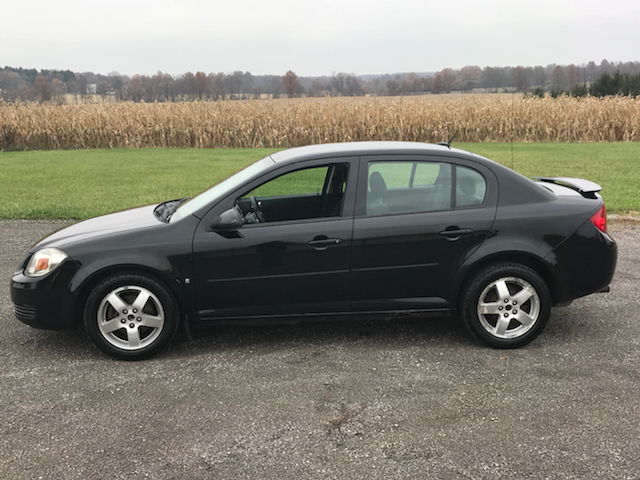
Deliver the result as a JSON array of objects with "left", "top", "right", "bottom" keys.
[{"left": 590, "top": 205, "right": 607, "bottom": 233}]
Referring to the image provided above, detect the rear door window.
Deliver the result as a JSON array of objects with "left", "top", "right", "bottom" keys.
[{"left": 366, "top": 161, "right": 452, "bottom": 215}]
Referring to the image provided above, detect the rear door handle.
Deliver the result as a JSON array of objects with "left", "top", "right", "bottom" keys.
[
  {"left": 439, "top": 228, "right": 474, "bottom": 240},
  {"left": 307, "top": 236, "right": 342, "bottom": 250}
]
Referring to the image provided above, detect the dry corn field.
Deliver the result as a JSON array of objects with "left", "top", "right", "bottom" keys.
[{"left": 1, "top": 95, "right": 640, "bottom": 150}]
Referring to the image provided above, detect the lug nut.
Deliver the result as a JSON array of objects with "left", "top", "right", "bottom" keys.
[
  {"left": 123, "top": 309, "right": 128, "bottom": 314},
  {"left": 129, "top": 323, "right": 135, "bottom": 328},
  {"left": 120, "top": 319, "right": 126, "bottom": 324},
  {"left": 504, "top": 299, "right": 509, "bottom": 303},
  {"left": 133, "top": 309, "right": 138, "bottom": 313},
  {"left": 137, "top": 317, "right": 141, "bottom": 321},
  {"left": 504, "top": 313, "right": 509, "bottom": 318},
  {"left": 513, "top": 301, "right": 517, "bottom": 305},
  {"left": 513, "top": 310, "right": 518, "bottom": 314},
  {"left": 499, "top": 306, "right": 503, "bottom": 311}
]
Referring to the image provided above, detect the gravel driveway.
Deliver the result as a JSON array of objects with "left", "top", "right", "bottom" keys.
[{"left": 1, "top": 220, "right": 639, "bottom": 480}]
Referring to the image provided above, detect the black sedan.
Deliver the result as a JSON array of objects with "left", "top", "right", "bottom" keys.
[{"left": 11, "top": 142, "right": 617, "bottom": 359}]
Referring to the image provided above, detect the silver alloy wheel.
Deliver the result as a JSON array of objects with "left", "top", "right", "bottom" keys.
[
  {"left": 476, "top": 276, "right": 541, "bottom": 340},
  {"left": 96, "top": 285, "right": 165, "bottom": 351}
]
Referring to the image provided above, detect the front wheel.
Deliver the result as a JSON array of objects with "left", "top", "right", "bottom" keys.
[
  {"left": 84, "top": 273, "right": 179, "bottom": 360},
  {"left": 461, "top": 263, "right": 551, "bottom": 348}
]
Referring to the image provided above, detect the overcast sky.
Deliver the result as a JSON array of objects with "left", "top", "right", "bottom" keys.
[{"left": 2, "top": 0, "right": 639, "bottom": 77}]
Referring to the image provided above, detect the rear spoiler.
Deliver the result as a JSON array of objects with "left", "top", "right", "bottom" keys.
[{"left": 532, "top": 177, "right": 602, "bottom": 199}]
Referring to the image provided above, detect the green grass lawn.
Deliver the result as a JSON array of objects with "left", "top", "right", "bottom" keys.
[
  {"left": 461, "top": 143, "right": 639, "bottom": 215},
  {"left": 1, "top": 143, "right": 638, "bottom": 219},
  {"left": 0, "top": 148, "right": 279, "bottom": 219}
]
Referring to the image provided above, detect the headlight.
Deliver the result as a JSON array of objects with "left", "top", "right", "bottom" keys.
[{"left": 25, "top": 248, "right": 68, "bottom": 277}]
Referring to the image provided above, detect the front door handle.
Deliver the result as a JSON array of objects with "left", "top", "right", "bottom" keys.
[
  {"left": 307, "top": 236, "right": 342, "bottom": 250},
  {"left": 439, "top": 227, "right": 474, "bottom": 240}
]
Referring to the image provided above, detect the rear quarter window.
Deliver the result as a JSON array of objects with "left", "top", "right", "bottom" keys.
[{"left": 456, "top": 166, "right": 486, "bottom": 207}]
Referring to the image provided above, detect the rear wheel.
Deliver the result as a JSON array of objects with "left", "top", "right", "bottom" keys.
[
  {"left": 461, "top": 263, "right": 551, "bottom": 348},
  {"left": 84, "top": 273, "right": 179, "bottom": 360}
]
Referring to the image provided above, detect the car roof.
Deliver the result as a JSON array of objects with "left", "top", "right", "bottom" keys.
[{"left": 270, "top": 141, "right": 478, "bottom": 164}]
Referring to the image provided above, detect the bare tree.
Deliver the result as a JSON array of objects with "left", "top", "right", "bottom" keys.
[
  {"left": 149, "top": 72, "right": 175, "bottom": 102},
  {"left": 401, "top": 72, "right": 420, "bottom": 93},
  {"left": 512, "top": 66, "right": 532, "bottom": 92},
  {"left": 308, "top": 77, "right": 329, "bottom": 97},
  {"left": 342, "top": 73, "right": 362, "bottom": 96},
  {"left": 431, "top": 72, "right": 444, "bottom": 94},
  {"left": 195, "top": 72, "right": 211, "bottom": 99},
  {"left": 242, "top": 71, "right": 254, "bottom": 96},
  {"left": 208, "top": 73, "right": 226, "bottom": 100},
  {"left": 600, "top": 59, "right": 611, "bottom": 76},
  {"left": 127, "top": 75, "right": 148, "bottom": 102},
  {"left": 0, "top": 69, "right": 24, "bottom": 99},
  {"left": 181, "top": 72, "right": 198, "bottom": 99},
  {"left": 456, "top": 66, "right": 482, "bottom": 91},
  {"left": 96, "top": 79, "right": 111, "bottom": 98},
  {"left": 33, "top": 73, "right": 51, "bottom": 102},
  {"left": 439, "top": 68, "right": 457, "bottom": 93},
  {"left": 567, "top": 64, "right": 579, "bottom": 89},
  {"left": 108, "top": 72, "right": 127, "bottom": 100},
  {"left": 225, "top": 71, "right": 246, "bottom": 96},
  {"left": 551, "top": 65, "right": 569, "bottom": 91},
  {"left": 282, "top": 71, "right": 300, "bottom": 98},
  {"left": 533, "top": 66, "right": 547, "bottom": 89},
  {"left": 50, "top": 78, "right": 66, "bottom": 104},
  {"left": 482, "top": 67, "right": 510, "bottom": 92}
]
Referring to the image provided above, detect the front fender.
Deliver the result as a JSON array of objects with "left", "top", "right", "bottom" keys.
[
  {"left": 63, "top": 218, "right": 200, "bottom": 321},
  {"left": 71, "top": 250, "right": 197, "bottom": 320}
]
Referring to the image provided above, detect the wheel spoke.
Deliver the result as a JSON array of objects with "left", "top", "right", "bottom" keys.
[
  {"left": 139, "top": 313, "right": 163, "bottom": 329},
  {"left": 478, "top": 301, "right": 502, "bottom": 315},
  {"left": 132, "top": 290, "right": 151, "bottom": 312},
  {"left": 513, "top": 309, "right": 536, "bottom": 327},
  {"left": 512, "top": 285, "right": 536, "bottom": 306},
  {"left": 106, "top": 292, "right": 128, "bottom": 313},
  {"left": 127, "top": 327, "right": 141, "bottom": 348},
  {"left": 101, "top": 318, "right": 124, "bottom": 333},
  {"left": 495, "top": 316, "right": 511, "bottom": 336},
  {"left": 494, "top": 280, "right": 511, "bottom": 301}
]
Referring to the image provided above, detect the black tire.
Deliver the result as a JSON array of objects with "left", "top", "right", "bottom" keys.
[
  {"left": 461, "top": 263, "right": 551, "bottom": 348},
  {"left": 84, "top": 273, "right": 179, "bottom": 360}
]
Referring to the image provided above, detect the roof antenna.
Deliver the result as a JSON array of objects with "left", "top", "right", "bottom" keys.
[
  {"left": 510, "top": 91, "right": 515, "bottom": 169},
  {"left": 437, "top": 135, "right": 455, "bottom": 149}
]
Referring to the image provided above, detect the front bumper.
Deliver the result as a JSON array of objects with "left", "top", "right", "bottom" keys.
[{"left": 10, "top": 260, "right": 82, "bottom": 331}]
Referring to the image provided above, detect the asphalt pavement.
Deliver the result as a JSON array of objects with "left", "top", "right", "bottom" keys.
[{"left": 1, "top": 220, "right": 639, "bottom": 480}]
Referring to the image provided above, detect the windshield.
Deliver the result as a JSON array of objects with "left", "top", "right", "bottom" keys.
[{"left": 173, "top": 155, "right": 274, "bottom": 219}]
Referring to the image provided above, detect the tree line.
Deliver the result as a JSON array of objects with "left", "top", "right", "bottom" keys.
[
  {"left": 535, "top": 70, "right": 640, "bottom": 98},
  {"left": 1, "top": 59, "right": 640, "bottom": 103}
]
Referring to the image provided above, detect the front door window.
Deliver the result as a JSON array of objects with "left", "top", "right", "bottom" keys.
[{"left": 239, "top": 164, "right": 348, "bottom": 223}]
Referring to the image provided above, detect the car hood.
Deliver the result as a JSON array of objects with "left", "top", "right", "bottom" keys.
[{"left": 33, "top": 204, "right": 161, "bottom": 252}]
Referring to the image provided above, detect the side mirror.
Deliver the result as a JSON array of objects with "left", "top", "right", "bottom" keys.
[{"left": 210, "top": 206, "right": 243, "bottom": 229}]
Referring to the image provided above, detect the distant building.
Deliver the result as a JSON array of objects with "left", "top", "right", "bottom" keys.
[{"left": 86, "top": 83, "right": 97, "bottom": 94}]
